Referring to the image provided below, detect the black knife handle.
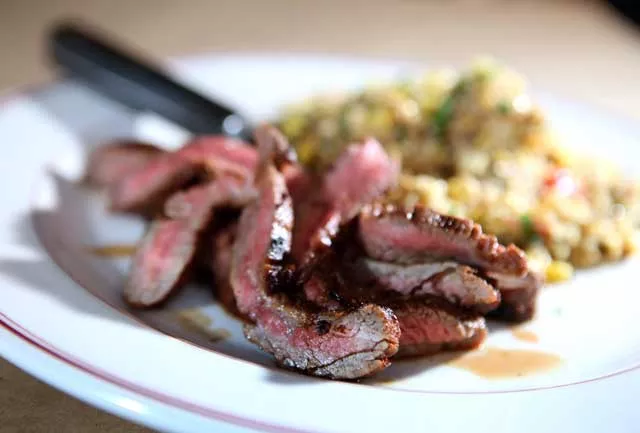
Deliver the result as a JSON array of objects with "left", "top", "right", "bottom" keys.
[{"left": 48, "top": 21, "right": 252, "bottom": 140}]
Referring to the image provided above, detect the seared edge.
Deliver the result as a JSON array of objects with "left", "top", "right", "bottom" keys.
[{"left": 359, "top": 202, "right": 528, "bottom": 276}]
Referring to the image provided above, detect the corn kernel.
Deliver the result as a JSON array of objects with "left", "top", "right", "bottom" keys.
[{"left": 545, "top": 261, "right": 574, "bottom": 283}]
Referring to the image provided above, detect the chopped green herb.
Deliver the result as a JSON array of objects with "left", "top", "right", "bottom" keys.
[
  {"left": 433, "top": 95, "right": 454, "bottom": 140},
  {"left": 496, "top": 100, "right": 511, "bottom": 115},
  {"left": 432, "top": 79, "right": 468, "bottom": 140},
  {"left": 520, "top": 214, "right": 539, "bottom": 243},
  {"left": 452, "top": 78, "right": 470, "bottom": 96}
]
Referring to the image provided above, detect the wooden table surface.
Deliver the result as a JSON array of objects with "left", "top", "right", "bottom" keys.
[{"left": 1, "top": 0, "right": 639, "bottom": 431}]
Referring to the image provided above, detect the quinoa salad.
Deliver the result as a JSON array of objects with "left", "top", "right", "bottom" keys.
[{"left": 277, "top": 58, "right": 640, "bottom": 283}]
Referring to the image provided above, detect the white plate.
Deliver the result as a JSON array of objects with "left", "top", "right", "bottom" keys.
[{"left": 1, "top": 54, "right": 639, "bottom": 433}]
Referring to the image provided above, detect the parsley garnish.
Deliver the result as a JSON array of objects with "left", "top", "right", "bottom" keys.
[
  {"left": 433, "top": 78, "right": 468, "bottom": 140},
  {"left": 520, "top": 214, "right": 540, "bottom": 243},
  {"left": 496, "top": 100, "right": 511, "bottom": 115}
]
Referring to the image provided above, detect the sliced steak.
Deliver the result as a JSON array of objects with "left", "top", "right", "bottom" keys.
[
  {"left": 300, "top": 254, "right": 489, "bottom": 357},
  {"left": 487, "top": 271, "right": 541, "bottom": 322},
  {"left": 178, "top": 135, "right": 258, "bottom": 180},
  {"left": 84, "top": 140, "right": 164, "bottom": 187},
  {"left": 323, "top": 138, "right": 399, "bottom": 221},
  {"left": 358, "top": 203, "right": 528, "bottom": 276},
  {"left": 244, "top": 304, "right": 400, "bottom": 379},
  {"left": 164, "top": 176, "right": 256, "bottom": 220},
  {"left": 124, "top": 217, "right": 208, "bottom": 308},
  {"left": 166, "top": 180, "right": 255, "bottom": 318},
  {"left": 210, "top": 221, "right": 249, "bottom": 320},
  {"left": 254, "top": 124, "right": 314, "bottom": 215},
  {"left": 108, "top": 136, "right": 257, "bottom": 216},
  {"left": 254, "top": 124, "right": 299, "bottom": 171},
  {"left": 284, "top": 162, "right": 312, "bottom": 206},
  {"left": 343, "top": 257, "right": 500, "bottom": 314},
  {"left": 292, "top": 138, "right": 398, "bottom": 264},
  {"left": 108, "top": 154, "right": 201, "bottom": 216},
  {"left": 392, "top": 298, "right": 487, "bottom": 358},
  {"left": 125, "top": 179, "right": 248, "bottom": 308},
  {"left": 230, "top": 144, "right": 400, "bottom": 379},
  {"left": 358, "top": 203, "right": 541, "bottom": 322}
]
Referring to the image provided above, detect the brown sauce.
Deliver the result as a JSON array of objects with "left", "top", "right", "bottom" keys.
[
  {"left": 511, "top": 328, "right": 539, "bottom": 343},
  {"left": 450, "top": 347, "right": 562, "bottom": 378},
  {"left": 375, "top": 378, "right": 397, "bottom": 385},
  {"left": 88, "top": 244, "right": 137, "bottom": 258},
  {"left": 176, "top": 308, "right": 231, "bottom": 343}
]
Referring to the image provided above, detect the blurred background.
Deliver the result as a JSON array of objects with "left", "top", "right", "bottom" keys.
[
  {"left": 2, "top": 0, "right": 640, "bottom": 118},
  {"left": 0, "top": 0, "right": 638, "bottom": 431}
]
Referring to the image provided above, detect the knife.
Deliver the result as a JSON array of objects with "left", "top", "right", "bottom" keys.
[{"left": 48, "top": 21, "right": 253, "bottom": 141}]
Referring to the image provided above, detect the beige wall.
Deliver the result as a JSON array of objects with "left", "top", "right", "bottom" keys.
[{"left": 1, "top": 0, "right": 640, "bottom": 118}]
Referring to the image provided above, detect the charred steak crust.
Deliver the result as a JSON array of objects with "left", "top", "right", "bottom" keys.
[
  {"left": 230, "top": 133, "right": 400, "bottom": 379},
  {"left": 358, "top": 202, "right": 528, "bottom": 276}
]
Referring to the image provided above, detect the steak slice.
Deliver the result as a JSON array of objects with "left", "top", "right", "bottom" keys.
[
  {"left": 487, "top": 271, "right": 541, "bottom": 322},
  {"left": 108, "top": 154, "right": 201, "bottom": 216},
  {"left": 124, "top": 217, "right": 208, "bottom": 308},
  {"left": 324, "top": 138, "right": 399, "bottom": 221},
  {"left": 254, "top": 124, "right": 299, "bottom": 171},
  {"left": 392, "top": 298, "right": 487, "bottom": 358},
  {"left": 343, "top": 257, "right": 500, "bottom": 315},
  {"left": 164, "top": 176, "right": 256, "bottom": 220},
  {"left": 124, "top": 178, "right": 251, "bottom": 308},
  {"left": 254, "top": 124, "right": 313, "bottom": 215},
  {"left": 230, "top": 141, "right": 400, "bottom": 379},
  {"left": 300, "top": 254, "right": 489, "bottom": 357},
  {"left": 209, "top": 221, "right": 249, "bottom": 320},
  {"left": 178, "top": 135, "right": 258, "bottom": 180},
  {"left": 292, "top": 138, "right": 398, "bottom": 265},
  {"left": 84, "top": 140, "right": 164, "bottom": 187},
  {"left": 108, "top": 136, "right": 257, "bottom": 216},
  {"left": 358, "top": 203, "right": 541, "bottom": 322},
  {"left": 358, "top": 203, "right": 528, "bottom": 276}
]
